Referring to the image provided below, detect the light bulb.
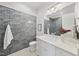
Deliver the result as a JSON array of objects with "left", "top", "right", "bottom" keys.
[
  {"left": 27, "top": 20, "right": 32, "bottom": 24},
  {"left": 51, "top": 8, "right": 54, "bottom": 11}
]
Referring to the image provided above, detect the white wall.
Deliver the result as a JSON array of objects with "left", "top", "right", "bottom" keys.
[
  {"left": 75, "top": 2, "right": 79, "bottom": 18},
  {"left": 0, "top": 2, "right": 36, "bottom": 16},
  {"left": 36, "top": 4, "right": 53, "bottom": 36},
  {"left": 36, "top": 8, "right": 45, "bottom": 35},
  {"left": 61, "top": 3, "right": 76, "bottom": 39},
  {"left": 62, "top": 13, "right": 74, "bottom": 30},
  {"left": 62, "top": 3, "right": 75, "bottom": 30},
  {"left": 75, "top": 3, "right": 79, "bottom": 33}
]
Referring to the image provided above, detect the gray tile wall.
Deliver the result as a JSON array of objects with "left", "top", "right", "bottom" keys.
[{"left": 0, "top": 5, "right": 36, "bottom": 55}]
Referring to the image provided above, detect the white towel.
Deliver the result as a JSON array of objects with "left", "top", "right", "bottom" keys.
[{"left": 4, "top": 24, "right": 13, "bottom": 49}]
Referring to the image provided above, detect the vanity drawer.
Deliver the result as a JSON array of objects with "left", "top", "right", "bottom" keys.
[
  {"left": 37, "top": 45, "right": 51, "bottom": 56},
  {"left": 37, "top": 39, "right": 54, "bottom": 49},
  {"left": 37, "top": 39, "right": 47, "bottom": 47},
  {"left": 55, "top": 47, "right": 74, "bottom": 56},
  {"left": 37, "top": 38, "right": 55, "bottom": 56}
]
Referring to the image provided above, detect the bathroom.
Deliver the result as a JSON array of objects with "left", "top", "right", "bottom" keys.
[
  {"left": 0, "top": 2, "right": 79, "bottom": 56},
  {"left": 36, "top": 2, "right": 79, "bottom": 56}
]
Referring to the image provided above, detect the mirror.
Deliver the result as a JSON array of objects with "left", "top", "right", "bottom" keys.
[{"left": 44, "top": 3, "right": 77, "bottom": 39}]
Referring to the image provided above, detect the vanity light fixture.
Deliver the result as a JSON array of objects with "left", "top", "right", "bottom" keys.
[
  {"left": 45, "top": 3, "right": 62, "bottom": 17},
  {"left": 51, "top": 7, "right": 57, "bottom": 13},
  {"left": 44, "top": 16, "right": 49, "bottom": 20},
  {"left": 48, "top": 3, "right": 62, "bottom": 14},
  {"left": 27, "top": 20, "right": 32, "bottom": 24},
  {"left": 56, "top": 3, "right": 62, "bottom": 8},
  {"left": 56, "top": 3, "right": 62, "bottom": 10},
  {"left": 51, "top": 7, "right": 54, "bottom": 11},
  {"left": 47, "top": 10, "right": 52, "bottom": 15}
]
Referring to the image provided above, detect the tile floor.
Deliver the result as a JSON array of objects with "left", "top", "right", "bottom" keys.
[{"left": 8, "top": 47, "right": 36, "bottom": 56}]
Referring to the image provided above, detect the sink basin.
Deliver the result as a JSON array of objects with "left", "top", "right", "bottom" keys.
[{"left": 40, "top": 34, "right": 59, "bottom": 43}]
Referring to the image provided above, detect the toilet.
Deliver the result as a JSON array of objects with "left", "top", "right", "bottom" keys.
[{"left": 29, "top": 41, "right": 37, "bottom": 52}]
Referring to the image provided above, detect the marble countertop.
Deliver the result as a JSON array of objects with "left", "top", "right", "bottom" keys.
[{"left": 36, "top": 34, "right": 79, "bottom": 55}]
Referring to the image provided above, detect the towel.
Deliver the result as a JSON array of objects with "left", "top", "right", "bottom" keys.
[{"left": 4, "top": 24, "right": 13, "bottom": 49}]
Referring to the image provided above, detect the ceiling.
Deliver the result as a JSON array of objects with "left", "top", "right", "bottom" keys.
[
  {"left": 0, "top": 2, "right": 56, "bottom": 15},
  {"left": 21, "top": 2, "right": 54, "bottom": 11}
]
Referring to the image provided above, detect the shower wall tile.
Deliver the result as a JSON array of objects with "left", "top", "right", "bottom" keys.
[{"left": 0, "top": 5, "right": 36, "bottom": 55}]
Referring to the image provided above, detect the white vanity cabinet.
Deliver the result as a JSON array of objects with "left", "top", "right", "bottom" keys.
[
  {"left": 55, "top": 47, "right": 74, "bottom": 56},
  {"left": 37, "top": 39, "right": 55, "bottom": 56},
  {"left": 37, "top": 37, "right": 75, "bottom": 56}
]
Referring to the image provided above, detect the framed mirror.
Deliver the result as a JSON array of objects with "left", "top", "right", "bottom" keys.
[{"left": 38, "top": 24, "right": 42, "bottom": 31}]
